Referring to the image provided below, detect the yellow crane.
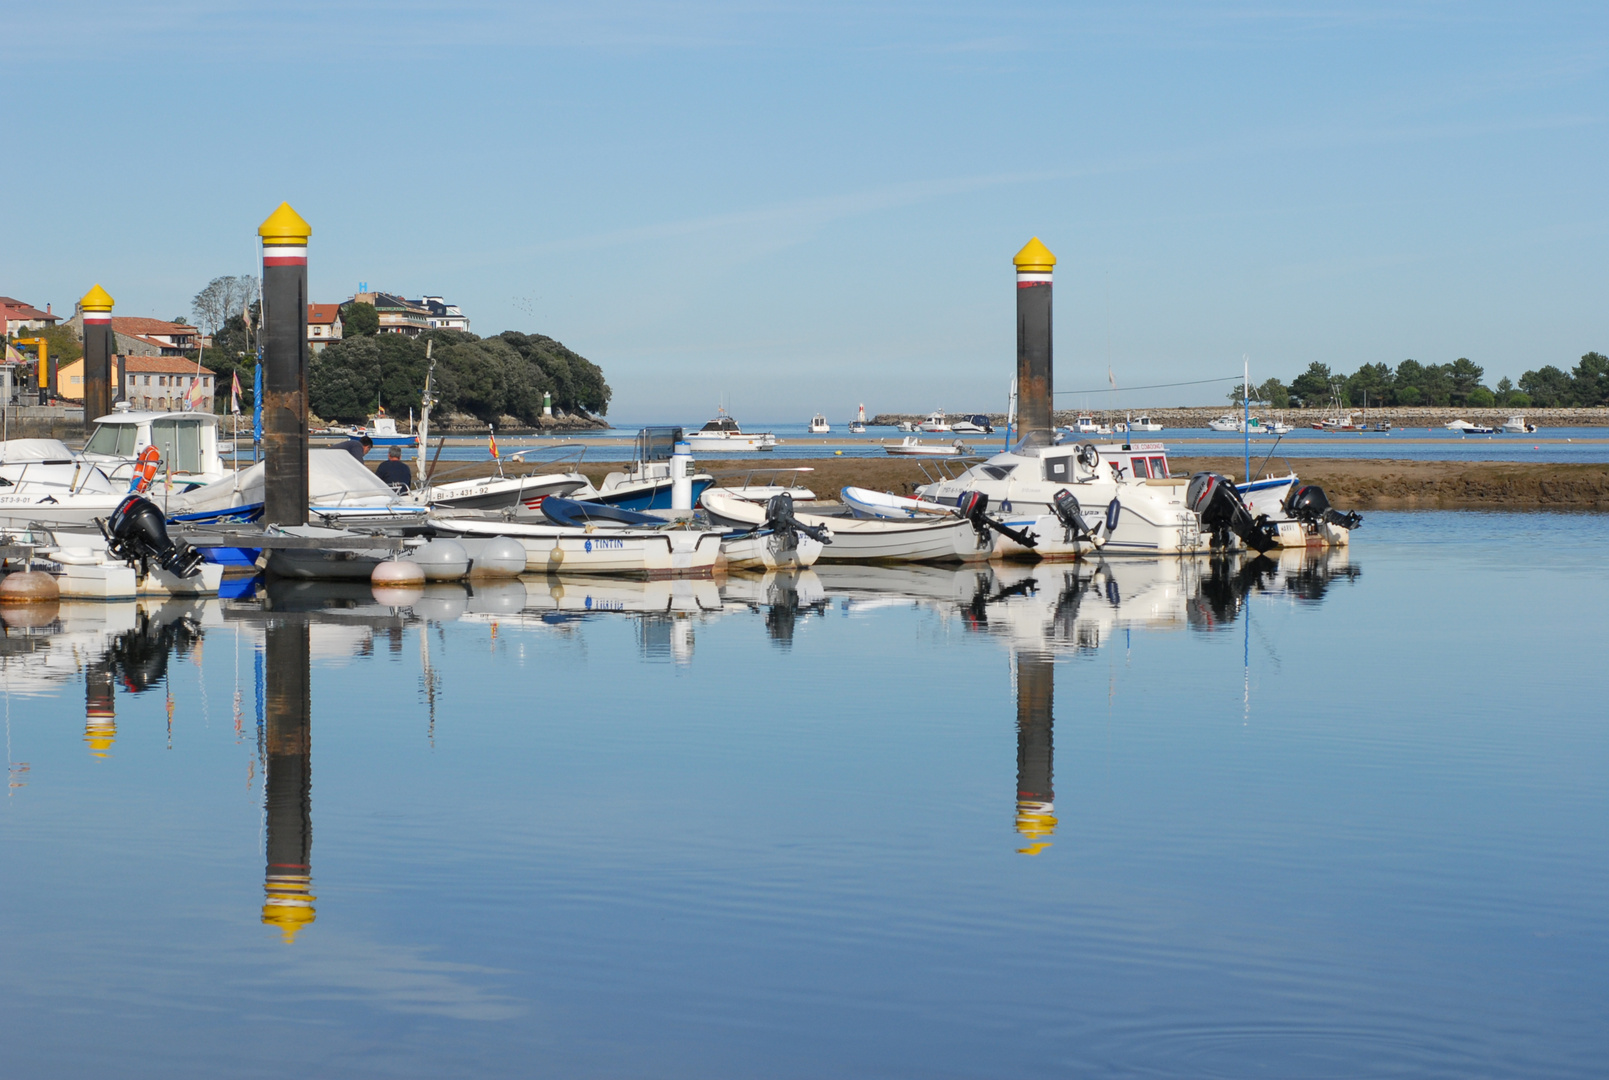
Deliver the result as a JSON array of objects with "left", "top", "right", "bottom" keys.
[{"left": 10, "top": 336, "right": 52, "bottom": 398}]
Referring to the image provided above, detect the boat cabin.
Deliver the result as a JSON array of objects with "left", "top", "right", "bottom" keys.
[{"left": 81, "top": 409, "right": 227, "bottom": 488}]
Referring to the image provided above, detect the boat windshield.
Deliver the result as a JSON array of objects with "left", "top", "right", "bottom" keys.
[
  {"left": 700, "top": 418, "right": 739, "bottom": 432},
  {"left": 83, "top": 423, "right": 138, "bottom": 458},
  {"left": 151, "top": 419, "right": 203, "bottom": 474}
]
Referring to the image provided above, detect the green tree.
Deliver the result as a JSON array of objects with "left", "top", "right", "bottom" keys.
[
  {"left": 1571, "top": 351, "right": 1609, "bottom": 406},
  {"left": 1519, "top": 365, "right": 1573, "bottom": 407},
  {"left": 1345, "top": 362, "right": 1394, "bottom": 407},
  {"left": 1288, "top": 362, "right": 1333, "bottom": 407},
  {"left": 1258, "top": 378, "right": 1290, "bottom": 408},
  {"left": 1447, "top": 357, "right": 1485, "bottom": 405},
  {"left": 340, "top": 302, "right": 379, "bottom": 337},
  {"left": 1466, "top": 387, "right": 1496, "bottom": 407},
  {"left": 16, "top": 323, "right": 82, "bottom": 367}
]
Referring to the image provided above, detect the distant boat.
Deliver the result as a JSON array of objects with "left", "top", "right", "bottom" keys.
[
  {"left": 1116, "top": 415, "right": 1164, "bottom": 433},
  {"left": 362, "top": 415, "right": 418, "bottom": 447},
  {"left": 684, "top": 407, "right": 777, "bottom": 450},
  {"left": 1501, "top": 415, "right": 1537, "bottom": 433},
  {"left": 1069, "top": 415, "right": 1111, "bottom": 435},
  {"left": 918, "top": 411, "right": 952, "bottom": 433},
  {"left": 1446, "top": 419, "right": 1495, "bottom": 435},
  {"left": 807, "top": 412, "right": 831, "bottom": 434},
  {"left": 950, "top": 414, "right": 993, "bottom": 435},
  {"left": 848, "top": 420, "right": 867, "bottom": 434}
]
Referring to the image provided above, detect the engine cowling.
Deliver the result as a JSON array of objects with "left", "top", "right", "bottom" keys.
[
  {"left": 1186, "top": 473, "right": 1278, "bottom": 553},
  {"left": 1281, "top": 483, "right": 1362, "bottom": 531},
  {"left": 105, "top": 495, "right": 204, "bottom": 578}
]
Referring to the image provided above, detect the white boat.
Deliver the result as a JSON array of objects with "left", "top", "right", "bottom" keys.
[
  {"left": 918, "top": 411, "right": 952, "bottom": 433},
  {"left": 169, "top": 449, "right": 429, "bottom": 529},
  {"left": 426, "top": 467, "right": 590, "bottom": 516},
  {"left": 897, "top": 420, "right": 916, "bottom": 433},
  {"left": 360, "top": 414, "right": 417, "bottom": 447},
  {"left": 950, "top": 415, "right": 993, "bottom": 435},
  {"left": 1312, "top": 414, "right": 1359, "bottom": 431},
  {"left": 1207, "top": 414, "right": 1242, "bottom": 432},
  {"left": 847, "top": 421, "right": 867, "bottom": 434},
  {"left": 428, "top": 515, "right": 725, "bottom": 577},
  {"left": 701, "top": 489, "right": 991, "bottom": 563},
  {"left": 1446, "top": 419, "right": 1495, "bottom": 434},
  {"left": 1500, "top": 415, "right": 1537, "bottom": 433},
  {"left": 33, "top": 540, "right": 225, "bottom": 598},
  {"left": 1116, "top": 415, "right": 1164, "bottom": 433},
  {"left": 1068, "top": 415, "right": 1112, "bottom": 436},
  {"left": 884, "top": 436, "right": 971, "bottom": 457},
  {"left": 719, "top": 529, "right": 824, "bottom": 570},
  {"left": 0, "top": 443, "right": 130, "bottom": 529},
  {"left": 841, "top": 486, "right": 955, "bottom": 519},
  {"left": 807, "top": 413, "right": 831, "bottom": 434},
  {"left": 684, "top": 408, "right": 777, "bottom": 450}
]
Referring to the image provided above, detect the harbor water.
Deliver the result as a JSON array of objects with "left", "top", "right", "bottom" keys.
[{"left": 1, "top": 511, "right": 1605, "bottom": 1077}]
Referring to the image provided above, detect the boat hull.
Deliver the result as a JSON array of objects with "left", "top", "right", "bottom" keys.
[
  {"left": 429, "top": 517, "right": 724, "bottom": 577},
  {"left": 719, "top": 532, "right": 824, "bottom": 570}
]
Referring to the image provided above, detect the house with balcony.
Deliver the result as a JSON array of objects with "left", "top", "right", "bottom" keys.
[
  {"left": 416, "top": 296, "right": 470, "bottom": 333},
  {"left": 56, "top": 355, "right": 215, "bottom": 412},
  {"left": 351, "top": 292, "right": 431, "bottom": 337}
]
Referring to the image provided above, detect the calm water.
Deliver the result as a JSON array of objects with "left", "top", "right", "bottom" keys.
[{"left": 2, "top": 512, "right": 1606, "bottom": 1078}]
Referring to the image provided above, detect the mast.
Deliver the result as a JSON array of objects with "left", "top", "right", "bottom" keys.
[{"left": 416, "top": 339, "right": 434, "bottom": 492}]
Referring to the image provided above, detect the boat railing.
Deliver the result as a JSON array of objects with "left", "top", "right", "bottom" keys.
[
  {"left": 707, "top": 465, "right": 815, "bottom": 490},
  {"left": 506, "top": 443, "right": 589, "bottom": 471}
]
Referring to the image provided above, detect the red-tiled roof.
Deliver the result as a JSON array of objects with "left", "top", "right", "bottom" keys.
[
  {"left": 0, "top": 297, "right": 58, "bottom": 322},
  {"left": 111, "top": 316, "right": 195, "bottom": 337},
  {"left": 308, "top": 304, "right": 341, "bottom": 324},
  {"left": 120, "top": 355, "right": 215, "bottom": 375}
]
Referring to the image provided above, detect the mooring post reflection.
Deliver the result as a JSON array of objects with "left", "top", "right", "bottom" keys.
[
  {"left": 1014, "top": 651, "right": 1056, "bottom": 855},
  {"left": 261, "top": 618, "right": 315, "bottom": 943},
  {"left": 83, "top": 657, "right": 116, "bottom": 758}
]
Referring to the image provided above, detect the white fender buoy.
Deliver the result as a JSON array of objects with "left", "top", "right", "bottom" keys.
[
  {"left": 466, "top": 536, "right": 526, "bottom": 578},
  {"left": 372, "top": 559, "right": 425, "bottom": 588},
  {"left": 410, "top": 539, "right": 470, "bottom": 581}
]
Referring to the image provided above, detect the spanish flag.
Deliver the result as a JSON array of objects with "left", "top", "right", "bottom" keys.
[{"left": 488, "top": 429, "right": 499, "bottom": 460}]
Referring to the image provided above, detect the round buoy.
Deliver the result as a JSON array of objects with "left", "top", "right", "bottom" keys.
[
  {"left": 2, "top": 600, "right": 60, "bottom": 628},
  {"left": 467, "top": 536, "right": 526, "bottom": 578},
  {"left": 410, "top": 539, "right": 470, "bottom": 581},
  {"left": 414, "top": 584, "right": 468, "bottom": 622},
  {"left": 372, "top": 559, "right": 425, "bottom": 588},
  {"left": 834, "top": 450, "right": 843, "bottom": 456},
  {"left": 0, "top": 570, "right": 60, "bottom": 605},
  {"left": 371, "top": 585, "right": 425, "bottom": 607},
  {"left": 466, "top": 579, "right": 527, "bottom": 614}
]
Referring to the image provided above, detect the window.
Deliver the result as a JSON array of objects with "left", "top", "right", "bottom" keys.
[
  {"left": 151, "top": 419, "right": 202, "bottom": 475},
  {"left": 84, "top": 423, "right": 138, "bottom": 457},
  {"left": 1130, "top": 457, "right": 1150, "bottom": 479},
  {"left": 1150, "top": 456, "right": 1169, "bottom": 478}
]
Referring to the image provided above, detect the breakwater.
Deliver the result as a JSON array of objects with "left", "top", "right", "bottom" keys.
[{"left": 870, "top": 406, "right": 1609, "bottom": 429}]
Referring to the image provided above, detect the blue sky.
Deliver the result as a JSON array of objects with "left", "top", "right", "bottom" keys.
[{"left": 7, "top": 2, "right": 1605, "bottom": 421}]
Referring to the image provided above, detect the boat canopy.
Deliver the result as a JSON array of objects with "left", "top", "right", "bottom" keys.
[
  {"left": 698, "top": 417, "right": 741, "bottom": 433},
  {"left": 635, "top": 426, "right": 685, "bottom": 461}
]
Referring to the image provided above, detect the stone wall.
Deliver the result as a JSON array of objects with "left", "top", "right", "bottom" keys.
[{"left": 870, "top": 406, "right": 1609, "bottom": 429}]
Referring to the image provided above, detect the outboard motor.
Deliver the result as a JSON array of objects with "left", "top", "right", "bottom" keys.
[
  {"left": 1281, "top": 483, "right": 1363, "bottom": 531},
  {"left": 1186, "top": 473, "right": 1278, "bottom": 553},
  {"left": 957, "top": 490, "right": 1037, "bottom": 549},
  {"left": 763, "top": 492, "right": 832, "bottom": 545},
  {"left": 1051, "top": 488, "right": 1100, "bottom": 544},
  {"left": 103, "top": 494, "right": 204, "bottom": 577}
]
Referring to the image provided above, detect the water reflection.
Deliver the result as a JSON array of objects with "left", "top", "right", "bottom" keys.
[
  {"left": 1014, "top": 652, "right": 1056, "bottom": 855},
  {"left": 262, "top": 618, "right": 314, "bottom": 942}
]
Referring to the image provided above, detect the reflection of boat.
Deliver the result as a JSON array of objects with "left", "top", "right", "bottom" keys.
[
  {"left": 684, "top": 408, "right": 776, "bottom": 450},
  {"left": 807, "top": 413, "right": 831, "bottom": 434},
  {"left": 1446, "top": 419, "right": 1496, "bottom": 435},
  {"left": 884, "top": 436, "right": 970, "bottom": 457}
]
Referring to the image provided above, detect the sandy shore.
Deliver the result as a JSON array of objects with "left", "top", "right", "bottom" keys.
[{"left": 414, "top": 455, "right": 1609, "bottom": 511}]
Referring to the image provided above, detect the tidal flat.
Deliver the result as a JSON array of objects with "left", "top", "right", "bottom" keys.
[{"left": 1, "top": 510, "right": 1605, "bottom": 1078}]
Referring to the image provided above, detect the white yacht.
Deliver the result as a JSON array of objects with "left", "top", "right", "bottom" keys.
[
  {"left": 684, "top": 408, "right": 777, "bottom": 450},
  {"left": 1115, "top": 415, "right": 1164, "bottom": 433},
  {"left": 807, "top": 413, "right": 831, "bottom": 434},
  {"left": 918, "top": 411, "right": 952, "bottom": 433},
  {"left": 1069, "top": 415, "right": 1112, "bottom": 435}
]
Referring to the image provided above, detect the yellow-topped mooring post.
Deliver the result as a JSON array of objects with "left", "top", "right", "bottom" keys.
[
  {"left": 259, "top": 203, "right": 312, "bottom": 526},
  {"left": 80, "top": 284, "right": 115, "bottom": 422},
  {"left": 1013, "top": 238, "right": 1056, "bottom": 446},
  {"left": 1014, "top": 651, "right": 1057, "bottom": 855},
  {"left": 262, "top": 617, "right": 315, "bottom": 943}
]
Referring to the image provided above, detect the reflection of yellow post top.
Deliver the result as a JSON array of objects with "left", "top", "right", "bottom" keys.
[
  {"left": 1012, "top": 237, "right": 1057, "bottom": 275},
  {"left": 262, "top": 873, "right": 316, "bottom": 944},
  {"left": 1015, "top": 800, "right": 1057, "bottom": 855},
  {"left": 83, "top": 716, "right": 116, "bottom": 756}
]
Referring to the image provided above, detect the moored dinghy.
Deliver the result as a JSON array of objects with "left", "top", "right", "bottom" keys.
[
  {"left": 428, "top": 509, "right": 725, "bottom": 577},
  {"left": 701, "top": 488, "right": 993, "bottom": 563}
]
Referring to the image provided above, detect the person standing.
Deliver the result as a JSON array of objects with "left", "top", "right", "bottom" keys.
[
  {"left": 375, "top": 445, "right": 412, "bottom": 491},
  {"left": 336, "top": 434, "right": 373, "bottom": 461}
]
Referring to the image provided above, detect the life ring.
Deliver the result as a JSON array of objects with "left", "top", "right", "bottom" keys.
[
  {"left": 1077, "top": 443, "right": 1100, "bottom": 470},
  {"left": 129, "top": 445, "right": 161, "bottom": 494}
]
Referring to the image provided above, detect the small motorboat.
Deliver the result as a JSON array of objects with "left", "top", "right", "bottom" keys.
[
  {"left": 361, "top": 414, "right": 418, "bottom": 447},
  {"left": 710, "top": 492, "right": 829, "bottom": 570},
  {"left": 1207, "top": 414, "right": 1243, "bottom": 432},
  {"left": 1115, "top": 415, "right": 1164, "bottom": 433},
  {"left": 848, "top": 421, "right": 867, "bottom": 434},
  {"left": 841, "top": 486, "right": 955, "bottom": 520},
  {"left": 684, "top": 407, "right": 777, "bottom": 450},
  {"left": 702, "top": 489, "right": 993, "bottom": 564},
  {"left": 807, "top": 412, "right": 831, "bottom": 434},
  {"left": 1069, "top": 415, "right": 1111, "bottom": 436},
  {"left": 1501, "top": 415, "right": 1536, "bottom": 433},
  {"left": 429, "top": 514, "right": 725, "bottom": 577},
  {"left": 883, "top": 436, "right": 971, "bottom": 457},
  {"left": 1446, "top": 419, "right": 1496, "bottom": 435},
  {"left": 950, "top": 414, "right": 994, "bottom": 435},
  {"left": 918, "top": 411, "right": 952, "bottom": 433},
  {"left": 1312, "top": 414, "right": 1360, "bottom": 431}
]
